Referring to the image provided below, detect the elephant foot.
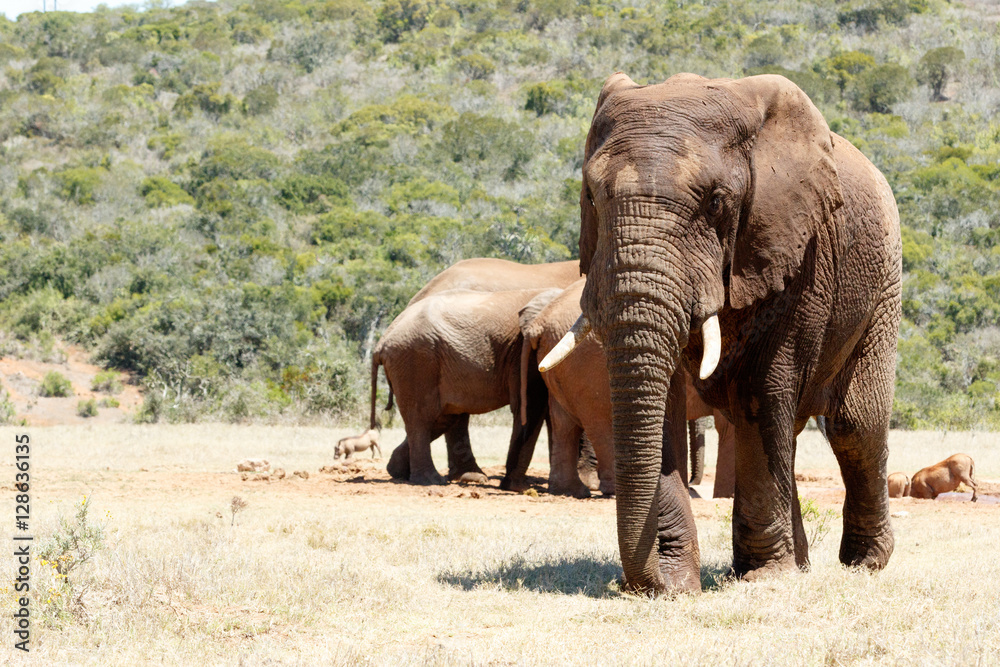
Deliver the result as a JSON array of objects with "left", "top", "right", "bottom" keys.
[
  {"left": 410, "top": 468, "right": 447, "bottom": 486},
  {"left": 579, "top": 468, "right": 600, "bottom": 491},
  {"left": 599, "top": 479, "right": 615, "bottom": 497},
  {"left": 548, "top": 476, "right": 592, "bottom": 498},
  {"left": 839, "top": 524, "right": 893, "bottom": 571},
  {"left": 620, "top": 566, "right": 700, "bottom": 597},
  {"left": 448, "top": 466, "right": 486, "bottom": 482},
  {"left": 386, "top": 445, "right": 410, "bottom": 480},
  {"left": 455, "top": 471, "right": 489, "bottom": 485},
  {"left": 500, "top": 475, "right": 529, "bottom": 493},
  {"left": 734, "top": 556, "right": 799, "bottom": 582}
]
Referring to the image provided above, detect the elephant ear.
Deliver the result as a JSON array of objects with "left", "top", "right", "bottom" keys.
[
  {"left": 725, "top": 75, "right": 844, "bottom": 310},
  {"left": 580, "top": 72, "right": 639, "bottom": 275},
  {"left": 518, "top": 288, "right": 563, "bottom": 343}
]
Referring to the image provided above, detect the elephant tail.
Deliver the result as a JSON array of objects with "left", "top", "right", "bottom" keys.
[{"left": 370, "top": 352, "right": 382, "bottom": 431}]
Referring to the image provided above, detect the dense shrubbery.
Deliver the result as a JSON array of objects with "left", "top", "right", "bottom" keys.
[{"left": 0, "top": 0, "right": 997, "bottom": 427}]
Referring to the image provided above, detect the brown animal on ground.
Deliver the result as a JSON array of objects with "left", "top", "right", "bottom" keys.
[
  {"left": 335, "top": 428, "right": 382, "bottom": 460},
  {"left": 236, "top": 458, "right": 270, "bottom": 472},
  {"left": 887, "top": 472, "right": 910, "bottom": 498},
  {"left": 910, "top": 454, "right": 978, "bottom": 502}
]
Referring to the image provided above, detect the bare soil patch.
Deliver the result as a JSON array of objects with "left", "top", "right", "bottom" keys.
[{"left": 0, "top": 344, "right": 141, "bottom": 425}]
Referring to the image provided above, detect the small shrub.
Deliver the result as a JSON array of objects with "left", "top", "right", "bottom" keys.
[
  {"left": 140, "top": 177, "right": 195, "bottom": 208},
  {"left": 230, "top": 495, "right": 248, "bottom": 526},
  {"left": 91, "top": 370, "right": 123, "bottom": 394},
  {"left": 98, "top": 396, "right": 120, "bottom": 408},
  {"left": 243, "top": 83, "right": 279, "bottom": 116},
  {"left": 377, "top": 0, "right": 431, "bottom": 42},
  {"left": 799, "top": 497, "right": 838, "bottom": 547},
  {"left": 54, "top": 167, "right": 106, "bottom": 205},
  {"left": 40, "top": 371, "right": 73, "bottom": 398},
  {"left": 39, "top": 496, "right": 106, "bottom": 579},
  {"left": 0, "top": 388, "right": 18, "bottom": 424},
  {"left": 76, "top": 399, "right": 98, "bottom": 418},
  {"left": 457, "top": 53, "right": 495, "bottom": 80}
]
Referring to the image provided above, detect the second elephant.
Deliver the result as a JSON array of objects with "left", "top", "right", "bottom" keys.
[
  {"left": 517, "top": 279, "right": 736, "bottom": 498},
  {"left": 372, "top": 288, "right": 552, "bottom": 486}
]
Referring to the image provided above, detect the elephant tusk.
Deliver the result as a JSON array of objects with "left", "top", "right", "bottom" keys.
[
  {"left": 699, "top": 314, "right": 721, "bottom": 380},
  {"left": 539, "top": 315, "right": 591, "bottom": 372}
]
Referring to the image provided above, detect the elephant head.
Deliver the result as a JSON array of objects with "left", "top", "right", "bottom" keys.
[{"left": 547, "top": 73, "right": 844, "bottom": 594}]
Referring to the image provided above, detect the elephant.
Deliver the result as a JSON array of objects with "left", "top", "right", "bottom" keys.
[
  {"left": 544, "top": 72, "right": 901, "bottom": 593},
  {"left": 407, "top": 258, "right": 579, "bottom": 307},
  {"left": 887, "top": 472, "right": 910, "bottom": 498},
  {"left": 516, "top": 278, "right": 736, "bottom": 499},
  {"left": 685, "top": 372, "right": 736, "bottom": 498},
  {"left": 687, "top": 417, "right": 711, "bottom": 486},
  {"left": 377, "top": 258, "right": 582, "bottom": 485},
  {"left": 335, "top": 428, "right": 382, "bottom": 460},
  {"left": 910, "top": 454, "right": 978, "bottom": 501},
  {"left": 371, "top": 288, "right": 555, "bottom": 486}
]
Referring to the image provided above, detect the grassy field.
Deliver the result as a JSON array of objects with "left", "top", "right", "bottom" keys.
[{"left": 1, "top": 423, "right": 998, "bottom": 665}]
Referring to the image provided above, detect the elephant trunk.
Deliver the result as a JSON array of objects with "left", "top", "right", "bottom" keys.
[{"left": 600, "top": 276, "right": 701, "bottom": 595}]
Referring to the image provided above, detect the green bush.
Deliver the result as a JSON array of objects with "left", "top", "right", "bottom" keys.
[
  {"left": 40, "top": 371, "right": 73, "bottom": 398},
  {"left": 76, "top": 398, "right": 98, "bottom": 418},
  {"left": 173, "top": 82, "right": 238, "bottom": 118},
  {"left": 848, "top": 63, "right": 914, "bottom": 113},
  {"left": 55, "top": 167, "right": 106, "bottom": 205},
  {"left": 457, "top": 53, "right": 495, "bottom": 80},
  {"left": 91, "top": 370, "right": 123, "bottom": 394},
  {"left": 140, "top": 177, "right": 195, "bottom": 208},
  {"left": 243, "top": 83, "right": 279, "bottom": 115},
  {"left": 277, "top": 174, "right": 349, "bottom": 212},
  {"left": 377, "top": 0, "right": 432, "bottom": 42}
]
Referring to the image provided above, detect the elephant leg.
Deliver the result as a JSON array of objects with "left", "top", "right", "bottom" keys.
[
  {"left": 500, "top": 374, "right": 548, "bottom": 492},
  {"left": 730, "top": 394, "right": 800, "bottom": 580},
  {"left": 547, "top": 401, "right": 589, "bottom": 497},
  {"left": 688, "top": 418, "right": 707, "bottom": 485},
  {"left": 386, "top": 438, "right": 410, "bottom": 480},
  {"left": 713, "top": 411, "right": 736, "bottom": 498},
  {"left": 588, "top": 418, "right": 615, "bottom": 496},
  {"left": 578, "top": 434, "right": 600, "bottom": 491},
  {"left": 444, "top": 414, "right": 485, "bottom": 481},
  {"left": 408, "top": 428, "right": 446, "bottom": 486},
  {"left": 824, "top": 313, "right": 896, "bottom": 571}
]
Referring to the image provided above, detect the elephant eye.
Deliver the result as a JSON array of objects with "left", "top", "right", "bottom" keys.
[{"left": 707, "top": 194, "right": 723, "bottom": 217}]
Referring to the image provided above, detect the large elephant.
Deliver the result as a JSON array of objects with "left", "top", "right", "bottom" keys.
[
  {"left": 517, "top": 279, "right": 736, "bottom": 499},
  {"left": 545, "top": 73, "right": 901, "bottom": 593},
  {"left": 378, "top": 258, "right": 581, "bottom": 484},
  {"left": 372, "top": 288, "right": 555, "bottom": 485}
]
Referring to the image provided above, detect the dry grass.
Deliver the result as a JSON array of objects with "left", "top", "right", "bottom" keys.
[{"left": 1, "top": 424, "right": 998, "bottom": 665}]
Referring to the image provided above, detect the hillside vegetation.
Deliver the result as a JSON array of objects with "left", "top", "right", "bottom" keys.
[{"left": 0, "top": 0, "right": 997, "bottom": 427}]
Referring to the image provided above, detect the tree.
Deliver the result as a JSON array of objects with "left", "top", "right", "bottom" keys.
[
  {"left": 848, "top": 63, "right": 914, "bottom": 113},
  {"left": 916, "top": 47, "right": 964, "bottom": 101}
]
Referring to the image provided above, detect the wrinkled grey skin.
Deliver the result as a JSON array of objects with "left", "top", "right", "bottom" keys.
[{"left": 577, "top": 73, "right": 901, "bottom": 594}]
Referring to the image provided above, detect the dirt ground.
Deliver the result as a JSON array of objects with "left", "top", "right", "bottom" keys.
[{"left": 0, "top": 344, "right": 142, "bottom": 426}]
